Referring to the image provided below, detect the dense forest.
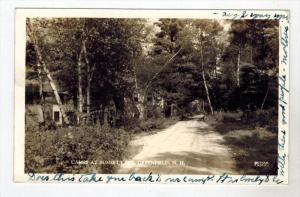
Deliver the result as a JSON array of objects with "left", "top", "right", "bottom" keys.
[{"left": 25, "top": 18, "right": 279, "bottom": 174}]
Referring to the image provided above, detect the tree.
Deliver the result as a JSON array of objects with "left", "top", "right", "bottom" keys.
[
  {"left": 150, "top": 19, "right": 197, "bottom": 118},
  {"left": 26, "top": 18, "right": 70, "bottom": 125},
  {"left": 222, "top": 20, "right": 279, "bottom": 111},
  {"left": 83, "top": 18, "right": 144, "bottom": 125},
  {"left": 26, "top": 18, "right": 144, "bottom": 126},
  {"left": 146, "top": 19, "right": 226, "bottom": 117},
  {"left": 187, "top": 19, "right": 224, "bottom": 114}
]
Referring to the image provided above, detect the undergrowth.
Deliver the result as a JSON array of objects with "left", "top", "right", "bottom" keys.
[{"left": 25, "top": 125, "right": 130, "bottom": 174}]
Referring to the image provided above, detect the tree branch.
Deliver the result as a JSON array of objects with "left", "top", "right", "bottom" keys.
[{"left": 143, "top": 47, "right": 182, "bottom": 98}]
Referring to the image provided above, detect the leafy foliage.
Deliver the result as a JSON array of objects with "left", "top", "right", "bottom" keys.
[
  {"left": 25, "top": 124, "right": 130, "bottom": 173},
  {"left": 25, "top": 18, "right": 279, "bottom": 175}
]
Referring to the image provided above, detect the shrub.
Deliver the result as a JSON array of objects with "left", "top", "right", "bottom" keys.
[
  {"left": 137, "top": 118, "right": 165, "bottom": 132},
  {"left": 25, "top": 106, "right": 40, "bottom": 133},
  {"left": 25, "top": 125, "right": 130, "bottom": 174},
  {"left": 214, "top": 109, "right": 277, "bottom": 134},
  {"left": 131, "top": 117, "right": 178, "bottom": 133},
  {"left": 241, "top": 108, "right": 278, "bottom": 133}
]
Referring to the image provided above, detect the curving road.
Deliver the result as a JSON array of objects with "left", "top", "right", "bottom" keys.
[{"left": 118, "top": 116, "right": 237, "bottom": 175}]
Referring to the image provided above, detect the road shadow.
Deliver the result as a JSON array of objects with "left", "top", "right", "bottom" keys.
[
  {"left": 120, "top": 116, "right": 277, "bottom": 175},
  {"left": 189, "top": 127, "right": 215, "bottom": 135},
  {"left": 119, "top": 151, "right": 237, "bottom": 175},
  {"left": 213, "top": 118, "right": 278, "bottom": 175},
  {"left": 221, "top": 133, "right": 278, "bottom": 175}
]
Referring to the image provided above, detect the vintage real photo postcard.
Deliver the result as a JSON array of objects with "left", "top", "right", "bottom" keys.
[{"left": 14, "top": 9, "right": 289, "bottom": 184}]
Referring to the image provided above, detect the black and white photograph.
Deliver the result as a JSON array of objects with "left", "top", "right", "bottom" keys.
[{"left": 24, "top": 16, "right": 279, "bottom": 175}]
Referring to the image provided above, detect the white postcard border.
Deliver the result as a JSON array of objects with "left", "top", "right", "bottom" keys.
[{"left": 14, "top": 8, "right": 289, "bottom": 185}]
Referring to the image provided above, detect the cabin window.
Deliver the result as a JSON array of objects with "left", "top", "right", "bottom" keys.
[{"left": 54, "top": 111, "right": 60, "bottom": 122}]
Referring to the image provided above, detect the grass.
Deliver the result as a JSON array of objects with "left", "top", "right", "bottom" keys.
[{"left": 213, "top": 110, "right": 278, "bottom": 175}]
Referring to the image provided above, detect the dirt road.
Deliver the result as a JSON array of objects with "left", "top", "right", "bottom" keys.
[{"left": 118, "top": 116, "right": 238, "bottom": 174}]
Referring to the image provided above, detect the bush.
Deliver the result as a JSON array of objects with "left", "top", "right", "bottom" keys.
[
  {"left": 25, "top": 106, "right": 41, "bottom": 133},
  {"left": 138, "top": 119, "right": 164, "bottom": 132},
  {"left": 214, "top": 108, "right": 277, "bottom": 134},
  {"left": 25, "top": 125, "right": 130, "bottom": 174},
  {"left": 131, "top": 117, "right": 178, "bottom": 133},
  {"left": 242, "top": 108, "right": 278, "bottom": 133}
]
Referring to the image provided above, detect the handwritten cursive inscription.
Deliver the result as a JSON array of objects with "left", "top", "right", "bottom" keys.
[{"left": 281, "top": 26, "right": 289, "bottom": 65}]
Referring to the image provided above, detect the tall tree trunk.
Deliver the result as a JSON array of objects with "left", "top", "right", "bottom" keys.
[
  {"left": 37, "top": 62, "right": 45, "bottom": 122},
  {"left": 77, "top": 42, "right": 84, "bottom": 114},
  {"left": 249, "top": 22, "right": 254, "bottom": 65},
  {"left": 201, "top": 70, "right": 214, "bottom": 115},
  {"left": 237, "top": 45, "right": 241, "bottom": 87},
  {"left": 82, "top": 41, "right": 91, "bottom": 114},
  {"left": 200, "top": 34, "right": 214, "bottom": 115},
  {"left": 133, "top": 69, "right": 143, "bottom": 119},
  {"left": 250, "top": 43, "right": 253, "bottom": 65},
  {"left": 260, "top": 85, "right": 269, "bottom": 110},
  {"left": 27, "top": 20, "right": 69, "bottom": 125},
  {"left": 86, "top": 70, "right": 91, "bottom": 114},
  {"left": 41, "top": 63, "right": 70, "bottom": 125},
  {"left": 113, "top": 96, "right": 125, "bottom": 127},
  {"left": 212, "top": 47, "right": 217, "bottom": 78}
]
